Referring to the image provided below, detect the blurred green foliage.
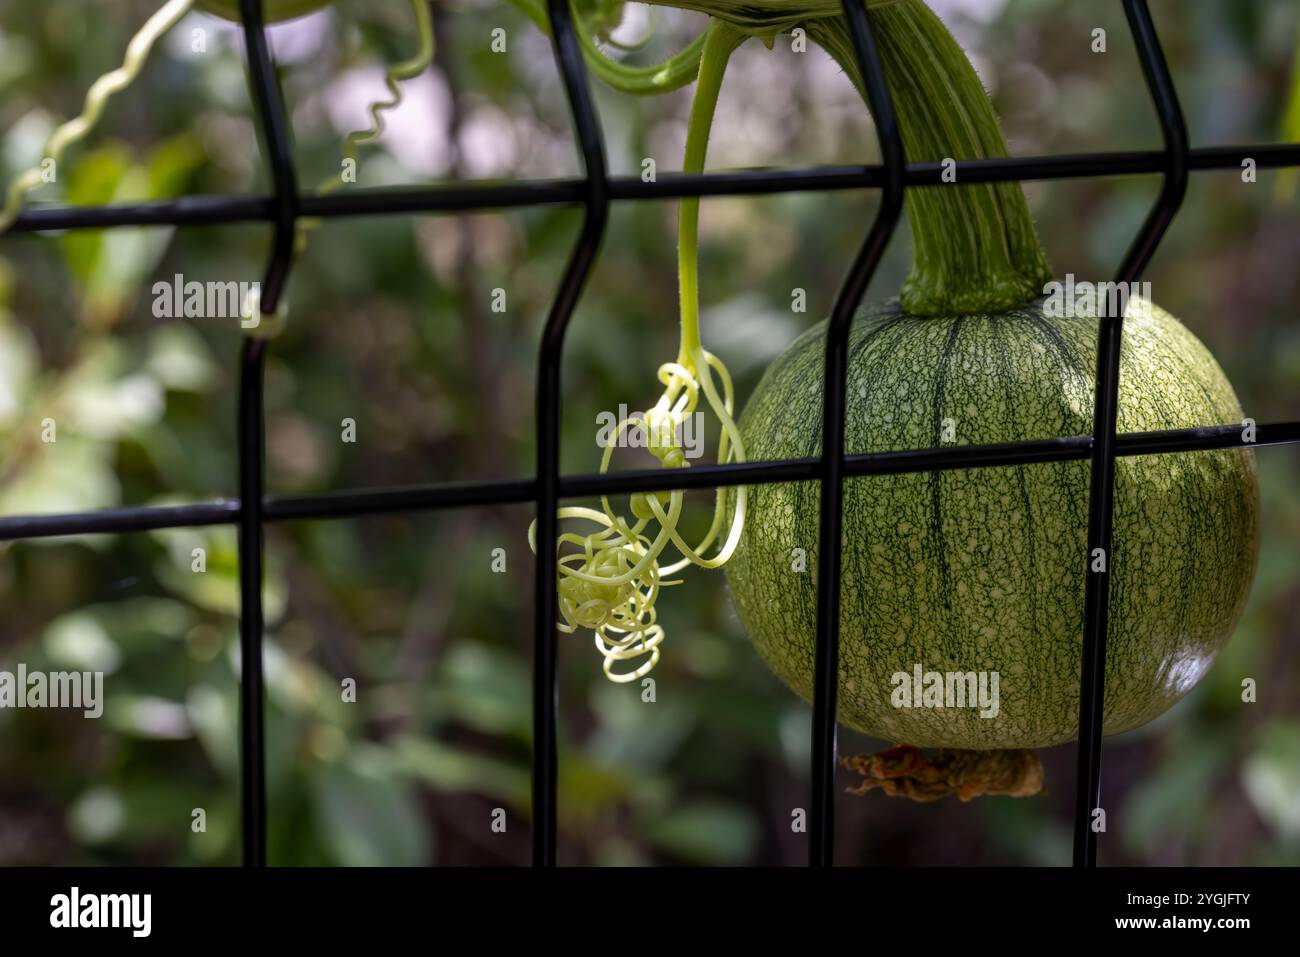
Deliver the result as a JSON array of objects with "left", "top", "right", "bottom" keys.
[{"left": 0, "top": 0, "right": 1297, "bottom": 866}]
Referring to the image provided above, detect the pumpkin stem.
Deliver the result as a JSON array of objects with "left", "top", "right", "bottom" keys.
[{"left": 808, "top": 0, "right": 1053, "bottom": 316}]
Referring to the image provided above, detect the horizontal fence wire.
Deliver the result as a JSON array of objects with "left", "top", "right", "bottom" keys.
[
  {"left": 2, "top": 422, "right": 1296, "bottom": 542},
  {"left": 7, "top": 146, "right": 1300, "bottom": 233},
  {"left": 1, "top": 0, "right": 1298, "bottom": 869}
]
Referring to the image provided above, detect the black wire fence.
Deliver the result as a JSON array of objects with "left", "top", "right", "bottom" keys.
[{"left": 3, "top": 0, "right": 1300, "bottom": 868}]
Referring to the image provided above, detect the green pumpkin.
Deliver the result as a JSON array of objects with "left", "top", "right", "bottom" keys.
[{"left": 724, "top": 297, "right": 1258, "bottom": 749}]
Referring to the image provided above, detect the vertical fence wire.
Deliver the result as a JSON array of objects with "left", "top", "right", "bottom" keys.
[
  {"left": 1072, "top": 0, "right": 1189, "bottom": 867},
  {"left": 532, "top": 0, "right": 610, "bottom": 867},
  {"left": 808, "top": 0, "right": 907, "bottom": 868},
  {"left": 236, "top": 340, "right": 269, "bottom": 867},
  {"left": 235, "top": 0, "right": 301, "bottom": 867}
]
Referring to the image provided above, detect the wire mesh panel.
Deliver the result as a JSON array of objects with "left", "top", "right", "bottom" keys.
[{"left": 2, "top": 0, "right": 1299, "bottom": 868}]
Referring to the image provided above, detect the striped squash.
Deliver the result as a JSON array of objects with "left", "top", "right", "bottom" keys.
[{"left": 724, "top": 298, "right": 1258, "bottom": 749}]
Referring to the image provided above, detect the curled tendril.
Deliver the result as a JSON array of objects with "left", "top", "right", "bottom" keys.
[
  {"left": 510, "top": 0, "right": 707, "bottom": 95},
  {"left": 529, "top": 19, "right": 748, "bottom": 682},
  {"left": 529, "top": 346, "right": 746, "bottom": 683},
  {"left": 250, "top": 0, "right": 435, "bottom": 331},
  {"left": 0, "top": 0, "right": 197, "bottom": 235},
  {"left": 0, "top": 0, "right": 435, "bottom": 337},
  {"left": 294, "top": 0, "right": 435, "bottom": 255}
]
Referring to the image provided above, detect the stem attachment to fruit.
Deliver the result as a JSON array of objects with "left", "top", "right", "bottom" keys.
[
  {"left": 542, "top": 0, "right": 1053, "bottom": 314},
  {"left": 809, "top": 0, "right": 1052, "bottom": 316}
]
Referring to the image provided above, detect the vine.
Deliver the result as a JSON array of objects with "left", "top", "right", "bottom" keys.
[
  {"left": 4, "top": 0, "right": 1037, "bottom": 684},
  {"left": 293, "top": 0, "right": 436, "bottom": 257},
  {"left": 0, "top": 0, "right": 438, "bottom": 295}
]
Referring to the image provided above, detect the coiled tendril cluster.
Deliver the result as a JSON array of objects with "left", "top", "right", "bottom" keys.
[
  {"left": 530, "top": 347, "right": 746, "bottom": 683},
  {"left": 528, "top": 17, "right": 749, "bottom": 683},
  {"left": 1, "top": 0, "right": 749, "bottom": 684}
]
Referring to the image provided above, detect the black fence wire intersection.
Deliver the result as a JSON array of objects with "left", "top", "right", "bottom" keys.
[{"left": 1, "top": 0, "right": 1298, "bottom": 869}]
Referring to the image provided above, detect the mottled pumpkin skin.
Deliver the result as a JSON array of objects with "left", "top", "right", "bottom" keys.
[
  {"left": 724, "top": 298, "right": 1258, "bottom": 749},
  {"left": 196, "top": 0, "right": 332, "bottom": 23}
]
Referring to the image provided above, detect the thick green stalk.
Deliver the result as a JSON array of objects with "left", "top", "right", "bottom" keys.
[
  {"left": 527, "top": 0, "right": 1051, "bottom": 314},
  {"left": 809, "top": 1, "right": 1052, "bottom": 315}
]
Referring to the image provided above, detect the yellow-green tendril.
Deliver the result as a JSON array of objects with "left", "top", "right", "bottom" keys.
[
  {"left": 0, "top": 0, "right": 433, "bottom": 336},
  {"left": 293, "top": 0, "right": 435, "bottom": 256},
  {"left": 0, "top": 0, "right": 197, "bottom": 234},
  {"left": 528, "top": 20, "right": 747, "bottom": 683},
  {"left": 254, "top": 0, "right": 433, "bottom": 338}
]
